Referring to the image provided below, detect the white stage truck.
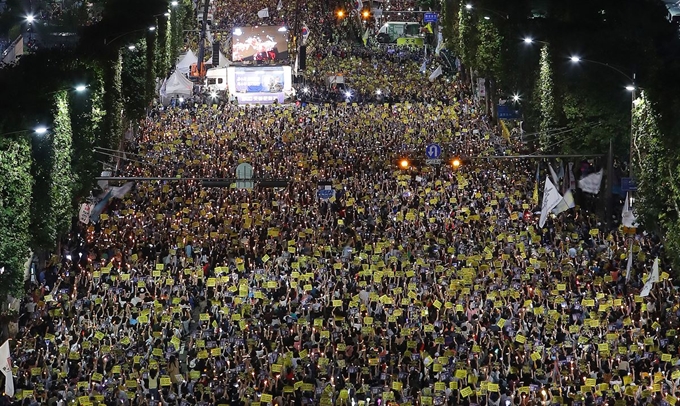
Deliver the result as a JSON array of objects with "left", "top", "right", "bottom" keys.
[{"left": 227, "top": 65, "right": 294, "bottom": 104}]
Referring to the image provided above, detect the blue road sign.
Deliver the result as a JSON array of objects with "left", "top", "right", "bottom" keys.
[
  {"left": 621, "top": 177, "right": 637, "bottom": 192},
  {"left": 424, "top": 12, "right": 438, "bottom": 23},
  {"left": 317, "top": 189, "right": 334, "bottom": 200},
  {"left": 497, "top": 104, "right": 520, "bottom": 120},
  {"left": 426, "top": 143, "right": 442, "bottom": 159}
]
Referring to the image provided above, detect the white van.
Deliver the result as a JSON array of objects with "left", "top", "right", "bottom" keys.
[{"left": 205, "top": 67, "right": 227, "bottom": 91}]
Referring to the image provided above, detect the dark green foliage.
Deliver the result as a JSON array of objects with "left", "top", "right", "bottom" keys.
[
  {"left": 0, "top": 136, "right": 33, "bottom": 296},
  {"left": 51, "top": 92, "right": 75, "bottom": 238},
  {"left": 102, "top": 50, "right": 124, "bottom": 150},
  {"left": 122, "top": 39, "right": 150, "bottom": 122}
]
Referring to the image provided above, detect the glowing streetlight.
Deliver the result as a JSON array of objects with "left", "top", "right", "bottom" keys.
[
  {"left": 337, "top": 10, "right": 345, "bottom": 18},
  {"left": 465, "top": 4, "right": 473, "bottom": 9},
  {"left": 483, "top": 15, "right": 490, "bottom": 20},
  {"left": 171, "top": 1, "right": 179, "bottom": 6},
  {"left": 570, "top": 56, "right": 581, "bottom": 63},
  {"left": 75, "top": 85, "right": 87, "bottom": 92},
  {"left": 625, "top": 85, "right": 635, "bottom": 92},
  {"left": 128, "top": 44, "right": 136, "bottom": 50},
  {"left": 523, "top": 37, "right": 533, "bottom": 44},
  {"left": 512, "top": 94, "right": 520, "bottom": 102},
  {"left": 399, "top": 159, "right": 409, "bottom": 169},
  {"left": 149, "top": 26, "right": 156, "bottom": 31},
  {"left": 26, "top": 15, "right": 35, "bottom": 23},
  {"left": 452, "top": 158, "right": 461, "bottom": 169},
  {"left": 34, "top": 126, "right": 48, "bottom": 135}
]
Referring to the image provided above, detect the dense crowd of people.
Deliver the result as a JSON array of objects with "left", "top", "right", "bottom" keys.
[
  {"left": 4, "top": 2, "right": 676, "bottom": 406},
  {"left": 296, "top": 45, "right": 452, "bottom": 104}
]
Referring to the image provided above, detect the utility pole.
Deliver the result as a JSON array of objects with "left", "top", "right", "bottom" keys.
[
  {"left": 195, "top": 0, "right": 210, "bottom": 77},
  {"left": 606, "top": 139, "right": 614, "bottom": 229},
  {"left": 291, "top": 0, "right": 301, "bottom": 73}
]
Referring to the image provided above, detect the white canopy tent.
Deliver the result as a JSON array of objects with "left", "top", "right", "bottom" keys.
[
  {"left": 160, "top": 71, "right": 194, "bottom": 105},
  {"left": 176, "top": 50, "right": 197, "bottom": 74},
  {"left": 218, "top": 51, "right": 231, "bottom": 67}
]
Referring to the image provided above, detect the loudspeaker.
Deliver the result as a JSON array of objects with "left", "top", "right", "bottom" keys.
[
  {"left": 212, "top": 42, "right": 220, "bottom": 66},
  {"left": 299, "top": 45, "right": 307, "bottom": 71}
]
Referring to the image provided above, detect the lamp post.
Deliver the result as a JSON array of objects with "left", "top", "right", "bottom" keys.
[
  {"left": 0, "top": 127, "right": 48, "bottom": 138},
  {"left": 43, "top": 84, "right": 89, "bottom": 97},
  {"left": 523, "top": 37, "right": 549, "bottom": 46},
  {"left": 464, "top": 3, "right": 508, "bottom": 20},
  {"left": 569, "top": 55, "right": 637, "bottom": 227},
  {"left": 569, "top": 57, "right": 636, "bottom": 178},
  {"left": 104, "top": 26, "right": 158, "bottom": 46}
]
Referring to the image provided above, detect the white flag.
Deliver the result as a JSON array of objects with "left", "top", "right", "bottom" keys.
[
  {"left": 578, "top": 169, "right": 603, "bottom": 194},
  {"left": 568, "top": 162, "right": 576, "bottom": 190},
  {"left": 0, "top": 340, "right": 14, "bottom": 397},
  {"left": 552, "top": 189, "right": 575, "bottom": 215},
  {"left": 354, "top": 0, "right": 363, "bottom": 10},
  {"left": 98, "top": 170, "right": 111, "bottom": 191},
  {"left": 539, "top": 177, "right": 563, "bottom": 228},
  {"left": 277, "top": 0, "right": 283, "bottom": 10},
  {"left": 625, "top": 240, "right": 634, "bottom": 283},
  {"left": 428, "top": 66, "right": 442, "bottom": 82},
  {"left": 111, "top": 182, "right": 134, "bottom": 199},
  {"left": 622, "top": 192, "right": 638, "bottom": 228},
  {"left": 435, "top": 39, "right": 443, "bottom": 56},
  {"left": 640, "top": 258, "right": 660, "bottom": 297},
  {"left": 650, "top": 258, "right": 659, "bottom": 283},
  {"left": 257, "top": 7, "right": 269, "bottom": 18},
  {"left": 548, "top": 163, "right": 559, "bottom": 186},
  {"left": 78, "top": 203, "right": 93, "bottom": 224}
]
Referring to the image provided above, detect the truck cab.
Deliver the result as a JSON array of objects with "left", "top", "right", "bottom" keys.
[{"left": 376, "top": 22, "right": 423, "bottom": 43}]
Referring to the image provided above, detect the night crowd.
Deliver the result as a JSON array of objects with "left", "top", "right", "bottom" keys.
[{"left": 3, "top": 1, "right": 676, "bottom": 406}]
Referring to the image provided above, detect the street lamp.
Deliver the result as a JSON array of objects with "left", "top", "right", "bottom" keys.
[
  {"left": 128, "top": 44, "right": 136, "bottom": 50},
  {"left": 105, "top": 27, "right": 157, "bottom": 46},
  {"left": 75, "top": 85, "right": 87, "bottom": 92},
  {"left": 523, "top": 37, "right": 550, "bottom": 46},
  {"left": 25, "top": 15, "right": 35, "bottom": 23},
  {"left": 464, "top": 4, "right": 508, "bottom": 19},
  {"left": 171, "top": 0, "right": 178, "bottom": 6},
  {"left": 0, "top": 127, "right": 48, "bottom": 137},
  {"left": 512, "top": 94, "right": 520, "bottom": 102},
  {"left": 570, "top": 55, "right": 581, "bottom": 63}
]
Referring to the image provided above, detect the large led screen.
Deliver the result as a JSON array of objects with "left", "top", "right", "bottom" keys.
[
  {"left": 227, "top": 66, "right": 293, "bottom": 104},
  {"left": 232, "top": 26, "right": 289, "bottom": 62}
]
